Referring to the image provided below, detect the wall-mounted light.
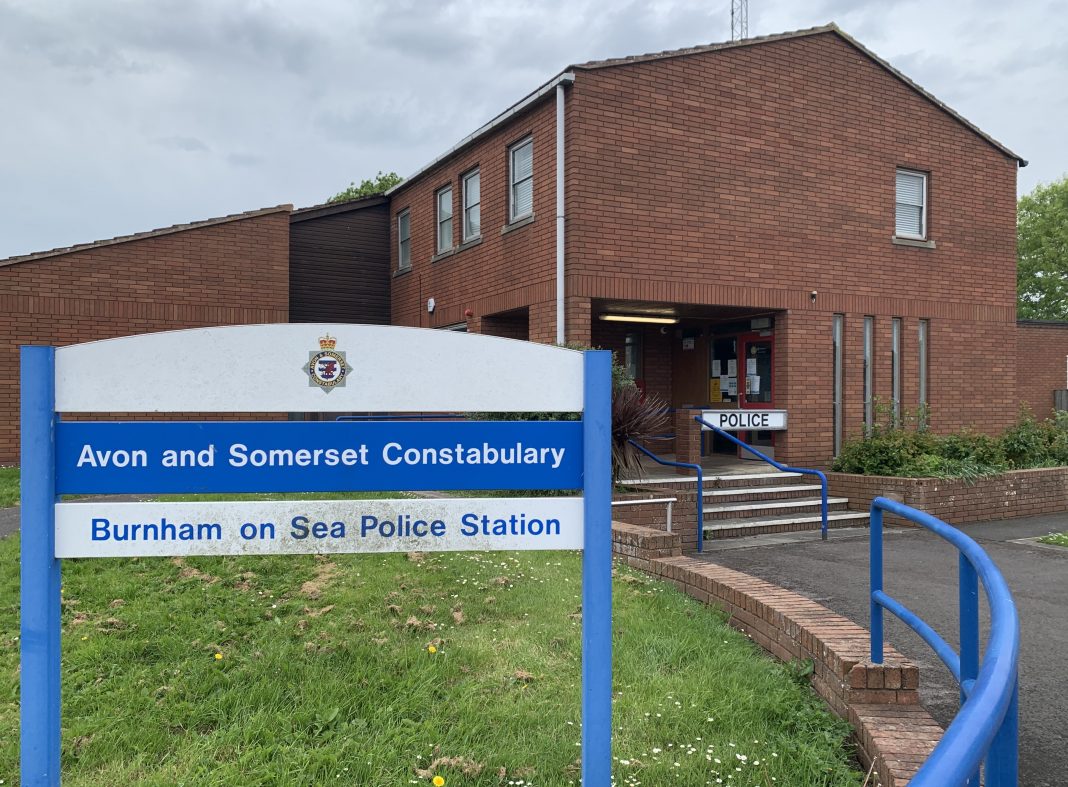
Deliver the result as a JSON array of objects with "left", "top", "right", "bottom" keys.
[
  {"left": 810, "top": 290, "right": 818, "bottom": 303},
  {"left": 598, "top": 314, "right": 679, "bottom": 325}
]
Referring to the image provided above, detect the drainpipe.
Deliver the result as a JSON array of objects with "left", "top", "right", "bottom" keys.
[{"left": 556, "top": 73, "right": 574, "bottom": 345}]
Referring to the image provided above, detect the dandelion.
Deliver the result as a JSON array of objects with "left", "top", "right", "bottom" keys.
[
  {"left": 432, "top": 777, "right": 445, "bottom": 786},
  {"left": 214, "top": 653, "right": 223, "bottom": 660},
  {"left": 427, "top": 645, "right": 438, "bottom": 654}
]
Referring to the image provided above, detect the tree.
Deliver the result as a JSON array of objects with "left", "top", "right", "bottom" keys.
[
  {"left": 327, "top": 171, "right": 404, "bottom": 204},
  {"left": 1018, "top": 175, "right": 1068, "bottom": 320}
]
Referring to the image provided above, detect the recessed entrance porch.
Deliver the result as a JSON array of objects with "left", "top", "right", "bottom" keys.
[{"left": 590, "top": 299, "right": 785, "bottom": 461}]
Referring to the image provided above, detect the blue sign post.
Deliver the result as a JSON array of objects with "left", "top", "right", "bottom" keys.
[{"left": 20, "top": 325, "right": 613, "bottom": 786}]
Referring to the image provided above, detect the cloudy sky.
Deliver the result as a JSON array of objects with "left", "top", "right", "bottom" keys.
[{"left": 1, "top": 0, "right": 1065, "bottom": 260}]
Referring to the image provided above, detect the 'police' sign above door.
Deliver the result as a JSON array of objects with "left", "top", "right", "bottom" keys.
[{"left": 702, "top": 409, "right": 787, "bottom": 431}]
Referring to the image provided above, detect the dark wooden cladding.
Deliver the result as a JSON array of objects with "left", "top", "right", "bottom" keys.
[{"left": 289, "top": 196, "right": 391, "bottom": 325}]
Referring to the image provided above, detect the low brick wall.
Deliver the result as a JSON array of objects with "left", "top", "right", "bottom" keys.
[
  {"left": 612, "top": 521, "right": 942, "bottom": 786},
  {"left": 829, "top": 467, "right": 1068, "bottom": 525},
  {"left": 613, "top": 488, "right": 700, "bottom": 552}
]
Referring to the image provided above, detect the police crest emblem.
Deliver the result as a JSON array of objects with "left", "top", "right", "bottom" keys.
[{"left": 303, "top": 334, "right": 351, "bottom": 392}]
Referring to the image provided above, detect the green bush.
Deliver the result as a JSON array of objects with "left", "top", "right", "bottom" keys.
[
  {"left": 1000, "top": 411, "right": 1050, "bottom": 468},
  {"left": 831, "top": 428, "right": 937, "bottom": 476},
  {"left": 833, "top": 409, "right": 1068, "bottom": 478}
]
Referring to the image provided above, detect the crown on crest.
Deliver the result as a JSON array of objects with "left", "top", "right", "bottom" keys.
[{"left": 318, "top": 334, "right": 337, "bottom": 350}]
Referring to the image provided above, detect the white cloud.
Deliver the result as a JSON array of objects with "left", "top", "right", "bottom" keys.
[{"left": 0, "top": 0, "right": 1064, "bottom": 258}]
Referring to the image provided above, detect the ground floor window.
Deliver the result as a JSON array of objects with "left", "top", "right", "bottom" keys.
[
  {"left": 919, "top": 318, "right": 929, "bottom": 410},
  {"left": 864, "top": 316, "right": 874, "bottom": 434},
  {"left": 624, "top": 332, "right": 642, "bottom": 384},
  {"left": 833, "top": 314, "right": 844, "bottom": 455},
  {"left": 891, "top": 317, "right": 902, "bottom": 424}
]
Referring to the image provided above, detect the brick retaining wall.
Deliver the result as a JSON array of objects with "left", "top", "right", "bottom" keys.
[
  {"left": 612, "top": 520, "right": 942, "bottom": 786},
  {"left": 612, "top": 489, "right": 700, "bottom": 551},
  {"left": 828, "top": 467, "right": 1068, "bottom": 525}
]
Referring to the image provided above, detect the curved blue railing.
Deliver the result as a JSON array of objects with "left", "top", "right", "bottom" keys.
[
  {"left": 870, "top": 497, "right": 1019, "bottom": 786},
  {"left": 626, "top": 439, "right": 705, "bottom": 552},
  {"left": 694, "top": 416, "right": 829, "bottom": 540}
]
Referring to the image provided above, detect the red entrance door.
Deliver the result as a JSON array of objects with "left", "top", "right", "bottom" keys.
[{"left": 738, "top": 335, "right": 775, "bottom": 456}]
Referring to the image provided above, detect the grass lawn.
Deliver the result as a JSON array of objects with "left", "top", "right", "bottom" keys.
[
  {"left": 0, "top": 513, "right": 863, "bottom": 785},
  {"left": 0, "top": 467, "right": 16, "bottom": 508},
  {"left": 1038, "top": 531, "right": 1068, "bottom": 547}
]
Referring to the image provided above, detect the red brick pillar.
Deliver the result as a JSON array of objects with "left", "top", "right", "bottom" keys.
[
  {"left": 528, "top": 301, "right": 556, "bottom": 344},
  {"left": 674, "top": 408, "right": 703, "bottom": 474},
  {"left": 565, "top": 296, "right": 591, "bottom": 347}
]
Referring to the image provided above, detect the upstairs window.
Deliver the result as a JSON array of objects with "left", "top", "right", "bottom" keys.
[
  {"left": 463, "top": 169, "right": 481, "bottom": 241},
  {"left": 397, "top": 209, "right": 410, "bottom": 270},
  {"left": 895, "top": 169, "right": 927, "bottom": 239},
  {"left": 509, "top": 137, "right": 533, "bottom": 222},
  {"left": 436, "top": 186, "right": 453, "bottom": 253}
]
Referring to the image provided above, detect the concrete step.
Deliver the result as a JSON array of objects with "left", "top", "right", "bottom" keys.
[
  {"left": 703, "top": 497, "right": 850, "bottom": 520},
  {"left": 706, "top": 472, "right": 805, "bottom": 488},
  {"left": 703, "top": 483, "right": 824, "bottom": 499},
  {"left": 704, "top": 511, "right": 869, "bottom": 540},
  {"left": 620, "top": 471, "right": 805, "bottom": 489}
]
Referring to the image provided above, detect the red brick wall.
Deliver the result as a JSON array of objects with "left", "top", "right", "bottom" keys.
[
  {"left": 828, "top": 467, "right": 1068, "bottom": 524},
  {"left": 566, "top": 32, "right": 1018, "bottom": 464},
  {"left": 0, "top": 210, "right": 290, "bottom": 463},
  {"left": 1017, "top": 323, "right": 1068, "bottom": 418},
  {"left": 388, "top": 31, "right": 1019, "bottom": 466},
  {"left": 389, "top": 99, "right": 559, "bottom": 337}
]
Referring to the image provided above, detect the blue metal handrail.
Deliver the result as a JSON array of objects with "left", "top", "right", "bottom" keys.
[
  {"left": 694, "top": 416, "right": 829, "bottom": 540},
  {"left": 870, "top": 497, "right": 1019, "bottom": 787},
  {"left": 626, "top": 439, "right": 705, "bottom": 553}
]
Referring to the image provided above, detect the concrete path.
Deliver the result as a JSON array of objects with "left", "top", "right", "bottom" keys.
[{"left": 701, "top": 514, "right": 1068, "bottom": 787}]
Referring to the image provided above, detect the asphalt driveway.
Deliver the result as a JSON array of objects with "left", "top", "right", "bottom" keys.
[{"left": 703, "top": 514, "right": 1068, "bottom": 787}]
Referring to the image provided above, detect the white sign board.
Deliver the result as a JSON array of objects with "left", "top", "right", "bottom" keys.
[
  {"left": 55, "top": 497, "right": 584, "bottom": 558},
  {"left": 701, "top": 409, "right": 788, "bottom": 431}
]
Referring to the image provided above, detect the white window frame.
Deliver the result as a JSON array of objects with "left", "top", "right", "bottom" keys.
[
  {"left": 895, "top": 169, "right": 927, "bottom": 240},
  {"left": 462, "top": 168, "right": 481, "bottom": 242},
  {"left": 436, "top": 186, "right": 453, "bottom": 253},
  {"left": 397, "top": 209, "right": 411, "bottom": 271},
  {"left": 509, "top": 137, "right": 534, "bottom": 222}
]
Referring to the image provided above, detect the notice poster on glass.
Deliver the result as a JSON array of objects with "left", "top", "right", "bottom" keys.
[
  {"left": 709, "top": 378, "right": 722, "bottom": 402},
  {"left": 747, "top": 358, "right": 758, "bottom": 375},
  {"left": 749, "top": 375, "right": 761, "bottom": 394},
  {"left": 727, "top": 359, "right": 737, "bottom": 377},
  {"left": 712, "top": 360, "right": 722, "bottom": 376},
  {"left": 726, "top": 377, "right": 738, "bottom": 397}
]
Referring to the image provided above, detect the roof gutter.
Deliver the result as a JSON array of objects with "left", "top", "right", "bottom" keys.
[{"left": 386, "top": 71, "right": 577, "bottom": 196}]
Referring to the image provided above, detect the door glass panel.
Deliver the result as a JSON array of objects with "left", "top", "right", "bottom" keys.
[{"left": 745, "top": 342, "right": 773, "bottom": 404}]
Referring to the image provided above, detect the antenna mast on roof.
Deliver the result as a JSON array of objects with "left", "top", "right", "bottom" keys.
[{"left": 730, "top": 0, "right": 749, "bottom": 40}]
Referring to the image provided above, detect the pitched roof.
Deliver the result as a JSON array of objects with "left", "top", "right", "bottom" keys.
[
  {"left": 572, "top": 23, "right": 1025, "bottom": 166},
  {"left": 391, "top": 23, "right": 1024, "bottom": 193},
  {"left": 290, "top": 193, "right": 388, "bottom": 222},
  {"left": 0, "top": 204, "right": 293, "bottom": 269}
]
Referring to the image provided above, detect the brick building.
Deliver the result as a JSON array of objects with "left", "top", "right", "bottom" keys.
[
  {"left": 387, "top": 25, "right": 1025, "bottom": 467},
  {"left": 1017, "top": 320, "right": 1068, "bottom": 419},
  {"left": 0, "top": 207, "right": 291, "bottom": 463},
  {"left": 7, "top": 24, "right": 1062, "bottom": 469}
]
